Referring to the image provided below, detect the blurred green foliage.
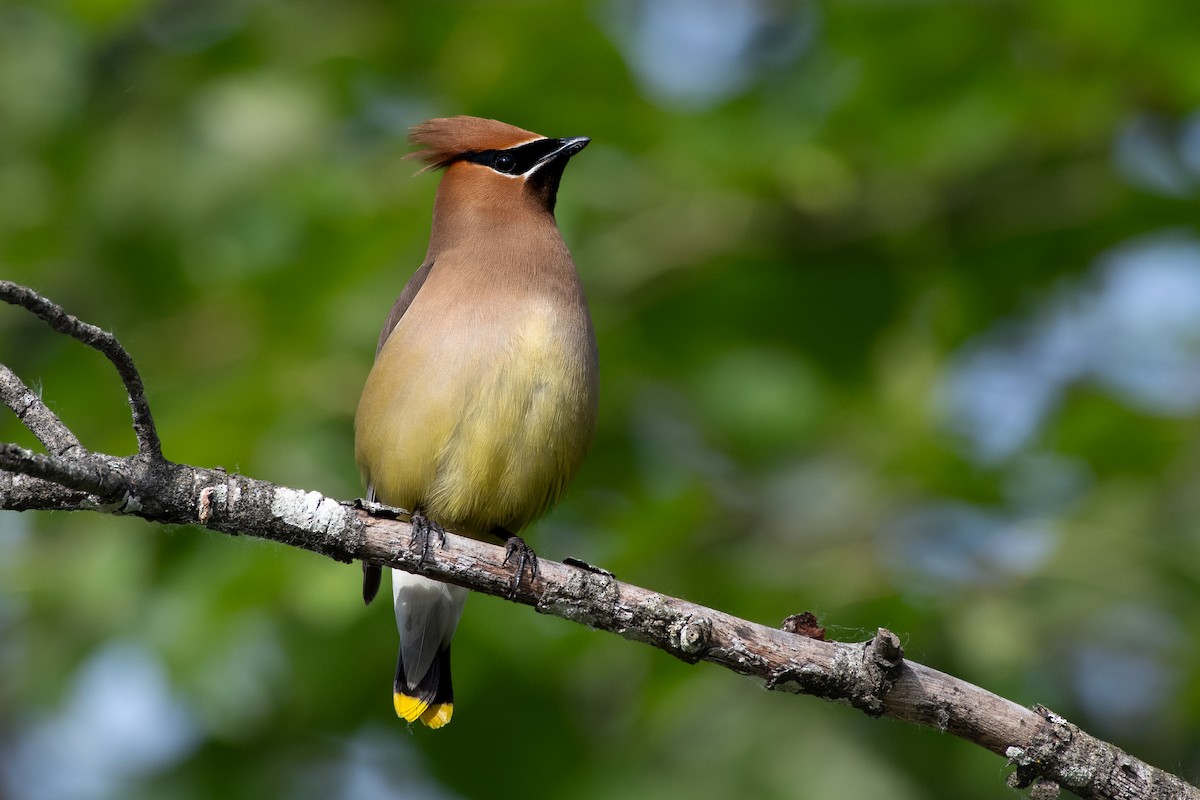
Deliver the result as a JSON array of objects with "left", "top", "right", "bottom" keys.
[{"left": 3, "top": 1, "right": 1200, "bottom": 798}]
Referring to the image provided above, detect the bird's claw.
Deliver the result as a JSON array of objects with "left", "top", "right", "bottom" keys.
[
  {"left": 502, "top": 536, "right": 539, "bottom": 598},
  {"left": 410, "top": 509, "right": 447, "bottom": 567}
]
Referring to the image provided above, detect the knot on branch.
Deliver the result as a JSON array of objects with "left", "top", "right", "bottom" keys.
[
  {"left": 849, "top": 628, "right": 905, "bottom": 716},
  {"left": 765, "top": 627, "right": 904, "bottom": 716},
  {"left": 1005, "top": 704, "right": 1198, "bottom": 797},
  {"left": 672, "top": 615, "right": 712, "bottom": 659},
  {"left": 866, "top": 627, "right": 904, "bottom": 669},
  {"left": 1006, "top": 706, "right": 1092, "bottom": 792}
]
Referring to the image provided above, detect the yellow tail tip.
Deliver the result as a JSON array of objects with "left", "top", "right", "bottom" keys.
[
  {"left": 393, "top": 693, "right": 454, "bottom": 728},
  {"left": 420, "top": 703, "right": 453, "bottom": 729},
  {"left": 393, "top": 692, "right": 430, "bottom": 723}
]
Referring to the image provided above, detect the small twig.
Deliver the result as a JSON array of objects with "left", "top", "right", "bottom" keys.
[
  {"left": 0, "top": 442, "right": 129, "bottom": 504},
  {"left": 0, "top": 280, "right": 162, "bottom": 459},
  {"left": 0, "top": 469, "right": 97, "bottom": 512},
  {"left": 0, "top": 364, "right": 86, "bottom": 457}
]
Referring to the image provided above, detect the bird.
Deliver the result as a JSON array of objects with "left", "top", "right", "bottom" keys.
[{"left": 354, "top": 116, "right": 598, "bottom": 729}]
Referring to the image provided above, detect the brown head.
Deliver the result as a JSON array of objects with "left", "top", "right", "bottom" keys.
[{"left": 408, "top": 116, "right": 589, "bottom": 216}]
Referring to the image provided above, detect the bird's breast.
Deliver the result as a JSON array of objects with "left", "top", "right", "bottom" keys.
[{"left": 355, "top": 289, "right": 597, "bottom": 539}]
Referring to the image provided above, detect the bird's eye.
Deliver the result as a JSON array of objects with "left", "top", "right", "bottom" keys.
[{"left": 493, "top": 153, "right": 517, "bottom": 174}]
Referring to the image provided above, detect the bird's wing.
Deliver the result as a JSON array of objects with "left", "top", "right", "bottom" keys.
[
  {"left": 362, "top": 258, "right": 434, "bottom": 605},
  {"left": 375, "top": 258, "right": 434, "bottom": 357},
  {"left": 362, "top": 484, "right": 384, "bottom": 605}
]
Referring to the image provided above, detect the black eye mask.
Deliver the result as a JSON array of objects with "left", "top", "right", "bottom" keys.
[{"left": 461, "top": 138, "right": 564, "bottom": 175}]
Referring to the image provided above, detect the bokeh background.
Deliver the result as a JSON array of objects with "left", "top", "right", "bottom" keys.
[{"left": 3, "top": 1, "right": 1200, "bottom": 798}]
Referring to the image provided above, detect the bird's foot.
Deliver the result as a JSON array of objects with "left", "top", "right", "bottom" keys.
[
  {"left": 410, "top": 509, "right": 447, "bottom": 567},
  {"left": 502, "top": 535, "right": 539, "bottom": 598},
  {"left": 563, "top": 557, "right": 615, "bottom": 579}
]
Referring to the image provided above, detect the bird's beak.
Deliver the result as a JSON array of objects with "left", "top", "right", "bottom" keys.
[{"left": 534, "top": 136, "right": 590, "bottom": 170}]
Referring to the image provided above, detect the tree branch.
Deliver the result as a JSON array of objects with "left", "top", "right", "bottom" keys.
[
  {"left": 0, "top": 364, "right": 85, "bottom": 457},
  {"left": 0, "top": 281, "right": 1195, "bottom": 800},
  {"left": 0, "top": 279, "right": 162, "bottom": 459}
]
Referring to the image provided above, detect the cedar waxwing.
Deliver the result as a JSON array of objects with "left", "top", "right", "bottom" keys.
[{"left": 355, "top": 116, "right": 598, "bottom": 729}]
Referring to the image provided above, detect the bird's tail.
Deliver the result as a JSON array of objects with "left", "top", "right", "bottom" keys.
[
  {"left": 394, "top": 644, "right": 454, "bottom": 728},
  {"left": 391, "top": 570, "right": 467, "bottom": 728}
]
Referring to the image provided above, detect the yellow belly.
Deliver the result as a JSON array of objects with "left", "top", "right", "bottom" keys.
[{"left": 355, "top": 300, "right": 596, "bottom": 539}]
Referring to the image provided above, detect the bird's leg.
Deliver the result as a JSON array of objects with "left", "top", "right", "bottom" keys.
[
  {"left": 410, "top": 508, "right": 447, "bottom": 568},
  {"left": 495, "top": 528, "right": 539, "bottom": 598}
]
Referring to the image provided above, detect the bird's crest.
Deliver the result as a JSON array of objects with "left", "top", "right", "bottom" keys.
[{"left": 407, "top": 116, "right": 544, "bottom": 171}]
